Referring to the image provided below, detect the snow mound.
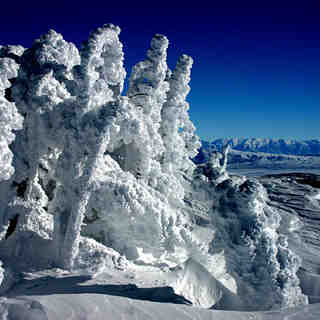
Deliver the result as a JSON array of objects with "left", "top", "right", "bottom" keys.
[
  {"left": 74, "top": 237, "right": 128, "bottom": 276},
  {"left": 170, "top": 258, "right": 223, "bottom": 308}
]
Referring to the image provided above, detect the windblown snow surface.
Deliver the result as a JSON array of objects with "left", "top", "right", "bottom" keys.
[{"left": 0, "top": 25, "right": 320, "bottom": 319}]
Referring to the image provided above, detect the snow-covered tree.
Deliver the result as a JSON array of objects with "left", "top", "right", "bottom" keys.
[
  {"left": 0, "top": 25, "right": 308, "bottom": 311},
  {"left": 6, "top": 29, "right": 79, "bottom": 204},
  {"left": 192, "top": 160, "right": 307, "bottom": 310},
  {"left": 194, "top": 145, "right": 230, "bottom": 185},
  {"left": 0, "top": 57, "right": 23, "bottom": 181},
  {"left": 52, "top": 24, "right": 127, "bottom": 269},
  {"left": 160, "top": 54, "right": 200, "bottom": 174},
  {"left": 76, "top": 24, "right": 126, "bottom": 112},
  {"left": 126, "top": 34, "right": 169, "bottom": 178},
  {"left": 0, "top": 48, "right": 24, "bottom": 294}
]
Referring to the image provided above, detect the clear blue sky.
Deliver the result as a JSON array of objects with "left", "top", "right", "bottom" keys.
[{"left": 1, "top": 2, "right": 319, "bottom": 141}]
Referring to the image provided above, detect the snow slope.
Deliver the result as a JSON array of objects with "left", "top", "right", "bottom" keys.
[{"left": 1, "top": 267, "right": 320, "bottom": 320}]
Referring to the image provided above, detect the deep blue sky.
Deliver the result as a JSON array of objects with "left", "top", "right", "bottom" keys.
[{"left": 1, "top": 2, "right": 319, "bottom": 141}]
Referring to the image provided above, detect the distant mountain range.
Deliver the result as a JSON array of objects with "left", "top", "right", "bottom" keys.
[
  {"left": 194, "top": 138, "right": 320, "bottom": 170},
  {"left": 201, "top": 138, "right": 320, "bottom": 156}
]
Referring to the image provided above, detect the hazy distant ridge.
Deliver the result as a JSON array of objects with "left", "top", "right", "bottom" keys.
[{"left": 205, "top": 138, "right": 320, "bottom": 156}]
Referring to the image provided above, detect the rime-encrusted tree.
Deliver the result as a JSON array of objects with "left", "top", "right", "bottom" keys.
[
  {"left": 126, "top": 34, "right": 169, "bottom": 178},
  {"left": 0, "top": 25, "right": 309, "bottom": 311},
  {"left": 0, "top": 57, "right": 23, "bottom": 181},
  {"left": 76, "top": 24, "right": 126, "bottom": 112},
  {"left": 0, "top": 45, "right": 25, "bottom": 63},
  {"left": 0, "top": 25, "right": 144, "bottom": 269},
  {"left": 193, "top": 163, "right": 307, "bottom": 310},
  {"left": 127, "top": 34, "right": 168, "bottom": 120},
  {"left": 0, "top": 56, "right": 24, "bottom": 243},
  {"left": 194, "top": 145, "right": 230, "bottom": 185},
  {"left": 0, "top": 25, "right": 128, "bottom": 269},
  {"left": 0, "top": 51, "right": 24, "bottom": 293},
  {"left": 52, "top": 24, "right": 128, "bottom": 269},
  {"left": 0, "top": 33, "right": 80, "bottom": 281},
  {"left": 160, "top": 54, "right": 200, "bottom": 174},
  {"left": 8, "top": 29, "right": 80, "bottom": 205}
]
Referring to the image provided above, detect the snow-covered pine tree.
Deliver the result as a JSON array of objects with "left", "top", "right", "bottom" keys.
[
  {"left": 0, "top": 56, "right": 23, "bottom": 181},
  {"left": 0, "top": 48, "right": 24, "bottom": 292},
  {"left": 52, "top": 24, "right": 127, "bottom": 268},
  {"left": 126, "top": 34, "right": 169, "bottom": 179},
  {"left": 160, "top": 54, "right": 200, "bottom": 174}
]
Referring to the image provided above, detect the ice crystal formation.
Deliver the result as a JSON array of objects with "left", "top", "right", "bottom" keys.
[{"left": 0, "top": 24, "right": 308, "bottom": 311}]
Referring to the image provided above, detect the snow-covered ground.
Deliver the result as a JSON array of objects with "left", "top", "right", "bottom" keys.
[{"left": 1, "top": 267, "right": 320, "bottom": 319}]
